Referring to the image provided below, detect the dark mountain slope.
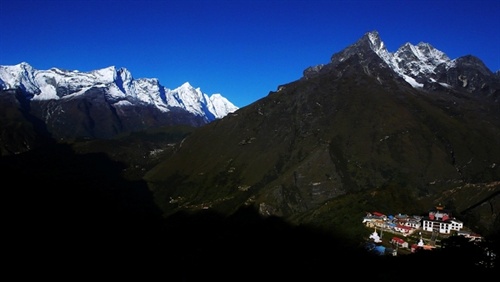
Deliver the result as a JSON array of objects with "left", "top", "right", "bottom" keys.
[
  {"left": 0, "top": 89, "right": 55, "bottom": 154},
  {"left": 8, "top": 143, "right": 491, "bottom": 280},
  {"left": 145, "top": 33, "right": 500, "bottom": 239}
]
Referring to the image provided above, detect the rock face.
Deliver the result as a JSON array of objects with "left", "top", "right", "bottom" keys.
[
  {"left": 0, "top": 63, "right": 238, "bottom": 154},
  {"left": 145, "top": 31, "right": 500, "bottom": 237}
]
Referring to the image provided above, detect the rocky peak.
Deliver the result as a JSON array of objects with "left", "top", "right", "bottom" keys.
[
  {"left": 393, "top": 42, "right": 451, "bottom": 77},
  {"left": 433, "top": 54, "right": 500, "bottom": 100},
  {"left": 303, "top": 30, "right": 388, "bottom": 79},
  {"left": 366, "top": 30, "right": 386, "bottom": 53},
  {"left": 330, "top": 30, "right": 387, "bottom": 63},
  {"left": 453, "top": 55, "right": 492, "bottom": 74}
]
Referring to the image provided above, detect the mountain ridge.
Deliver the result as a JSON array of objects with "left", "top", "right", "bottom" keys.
[{"left": 303, "top": 31, "right": 499, "bottom": 102}]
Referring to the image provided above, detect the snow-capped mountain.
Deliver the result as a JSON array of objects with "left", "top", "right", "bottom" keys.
[
  {"left": 0, "top": 62, "right": 238, "bottom": 120},
  {"left": 0, "top": 62, "right": 239, "bottom": 145},
  {"left": 304, "top": 31, "right": 499, "bottom": 101}
]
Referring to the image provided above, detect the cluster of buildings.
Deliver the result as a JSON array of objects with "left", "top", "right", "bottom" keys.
[
  {"left": 362, "top": 205, "right": 482, "bottom": 255},
  {"left": 363, "top": 205, "right": 466, "bottom": 237}
]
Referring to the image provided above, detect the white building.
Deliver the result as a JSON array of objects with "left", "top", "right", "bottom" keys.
[{"left": 421, "top": 205, "right": 463, "bottom": 234}]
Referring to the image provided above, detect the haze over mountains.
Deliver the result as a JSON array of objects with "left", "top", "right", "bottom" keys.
[{"left": 1, "top": 31, "right": 499, "bottom": 279}]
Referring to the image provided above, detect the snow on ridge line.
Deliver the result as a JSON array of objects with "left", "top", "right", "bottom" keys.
[{"left": 0, "top": 62, "right": 239, "bottom": 120}]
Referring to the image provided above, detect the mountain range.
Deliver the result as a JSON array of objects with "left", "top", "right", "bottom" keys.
[
  {"left": 2, "top": 30, "right": 499, "bottom": 279},
  {"left": 0, "top": 63, "right": 237, "bottom": 154}
]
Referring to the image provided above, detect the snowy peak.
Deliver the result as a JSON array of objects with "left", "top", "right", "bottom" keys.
[
  {"left": 393, "top": 41, "right": 451, "bottom": 77},
  {"left": 178, "top": 81, "right": 197, "bottom": 91},
  {"left": 89, "top": 65, "right": 118, "bottom": 83},
  {"left": 303, "top": 31, "right": 394, "bottom": 78},
  {"left": 366, "top": 31, "right": 385, "bottom": 53},
  {"left": 165, "top": 82, "right": 211, "bottom": 118},
  {"left": 208, "top": 93, "right": 240, "bottom": 119},
  {"left": 366, "top": 31, "right": 393, "bottom": 65},
  {"left": 173, "top": 82, "right": 206, "bottom": 106},
  {"left": 413, "top": 42, "right": 450, "bottom": 65},
  {"left": 0, "top": 62, "right": 38, "bottom": 94},
  {"left": 166, "top": 81, "right": 239, "bottom": 119}
]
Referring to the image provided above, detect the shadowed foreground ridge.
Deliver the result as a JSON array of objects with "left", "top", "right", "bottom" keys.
[
  {"left": 0, "top": 145, "right": 496, "bottom": 281},
  {"left": 3, "top": 144, "right": 497, "bottom": 280}
]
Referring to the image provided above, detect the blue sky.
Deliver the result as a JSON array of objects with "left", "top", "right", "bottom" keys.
[{"left": 1, "top": 0, "right": 499, "bottom": 107}]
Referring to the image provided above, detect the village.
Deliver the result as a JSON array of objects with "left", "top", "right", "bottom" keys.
[{"left": 362, "top": 204, "right": 482, "bottom": 256}]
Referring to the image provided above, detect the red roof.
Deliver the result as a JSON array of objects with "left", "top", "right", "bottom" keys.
[
  {"left": 396, "top": 225, "right": 412, "bottom": 231},
  {"left": 372, "top": 212, "right": 385, "bottom": 217},
  {"left": 392, "top": 237, "right": 405, "bottom": 244}
]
